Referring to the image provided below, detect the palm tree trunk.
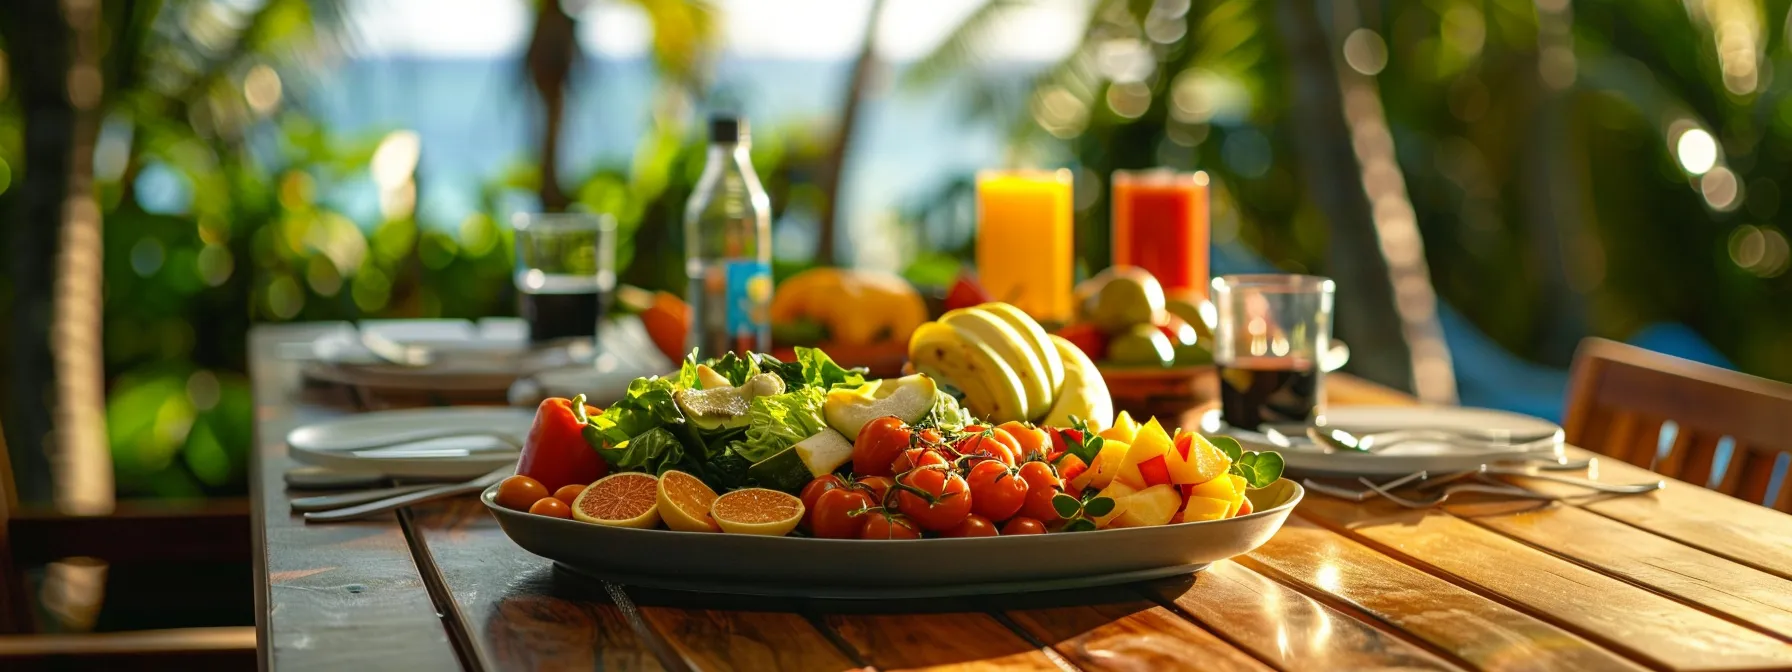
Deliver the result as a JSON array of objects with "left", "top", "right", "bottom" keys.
[
  {"left": 526, "top": 2, "right": 580, "bottom": 212},
  {"left": 1274, "top": 0, "right": 1457, "bottom": 402},
  {"left": 815, "top": 0, "right": 887, "bottom": 266}
]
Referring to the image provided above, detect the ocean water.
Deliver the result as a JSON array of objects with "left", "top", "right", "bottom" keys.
[{"left": 297, "top": 57, "right": 1037, "bottom": 266}]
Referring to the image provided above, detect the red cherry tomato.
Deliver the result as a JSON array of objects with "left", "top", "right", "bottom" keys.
[
  {"left": 996, "top": 422, "right": 1052, "bottom": 461},
  {"left": 517, "top": 396, "right": 609, "bottom": 491},
  {"left": 1049, "top": 427, "right": 1084, "bottom": 459},
  {"left": 966, "top": 460, "right": 1028, "bottom": 522},
  {"left": 943, "top": 514, "right": 999, "bottom": 537},
  {"left": 1001, "top": 517, "right": 1048, "bottom": 535},
  {"left": 811, "top": 487, "right": 876, "bottom": 539},
  {"left": 800, "top": 474, "right": 849, "bottom": 532},
  {"left": 527, "top": 497, "right": 572, "bottom": 519},
  {"left": 895, "top": 466, "right": 973, "bottom": 531},
  {"left": 495, "top": 475, "right": 550, "bottom": 511},
  {"left": 891, "top": 446, "right": 949, "bottom": 474},
  {"left": 552, "top": 484, "right": 585, "bottom": 506},
  {"left": 861, "top": 512, "right": 923, "bottom": 539},
  {"left": 956, "top": 427, "right": 1019, "bottom": 465},
  {"left": 853, "top": 417, "right": 916, "bottom": 477},
  {"left": 854, "top": 476, "right": 895, "bottom": 505}
]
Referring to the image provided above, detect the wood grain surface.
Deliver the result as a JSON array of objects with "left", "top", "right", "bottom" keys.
[{"left": 251, "top": 323, "right": 1792, "bottom": 672}]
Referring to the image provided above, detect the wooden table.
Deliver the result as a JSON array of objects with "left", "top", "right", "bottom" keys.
[{"left": 251, "top": 324, "right": 1792, "bottom": 671}]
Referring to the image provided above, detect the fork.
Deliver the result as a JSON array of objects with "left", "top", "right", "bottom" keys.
[{"left": 1356, "top": 476, "right": 1563, "bottom": 508}]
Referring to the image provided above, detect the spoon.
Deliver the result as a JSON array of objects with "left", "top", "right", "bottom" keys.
[{"left": 1306, "top": 425, "right": 1560, "bottom": 453}]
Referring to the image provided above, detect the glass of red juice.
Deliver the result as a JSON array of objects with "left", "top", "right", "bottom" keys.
[
  {"left": 1112, "top": 170, "right": 1209, "bottom": 299},
  {"left": 512, "top": 213, "right": 616, "bottom": 344},
  {"left": 1211, "top": 274, "right": 1335, "bottom": 430}
]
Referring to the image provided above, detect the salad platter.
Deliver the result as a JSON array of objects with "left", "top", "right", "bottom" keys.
[{"left": 479, "top": 301, "right": 1297, "bottom": 596}]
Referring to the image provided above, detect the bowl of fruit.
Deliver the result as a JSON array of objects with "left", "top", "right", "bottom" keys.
[{"left": 1054, "top": 267, "right": 1220, "bottom": 428}]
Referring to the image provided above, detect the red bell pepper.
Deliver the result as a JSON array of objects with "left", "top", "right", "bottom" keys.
[{"left": 517, "top": 394, "right": 609, "bottom": 491}]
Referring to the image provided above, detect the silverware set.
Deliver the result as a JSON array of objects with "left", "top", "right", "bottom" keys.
[
  {"left": 292, "top": 464, "right": 514, "bottom": 522},
  {"left": 1304, "top": 462, "right": 1665, "bottom": 509},
  {"left": 289, "top": 427, "right": 523, "bottom": 522}
]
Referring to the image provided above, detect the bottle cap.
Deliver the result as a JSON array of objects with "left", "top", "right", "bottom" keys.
[{"left": 709, "top": 115, "right": 746, "bottom": 144}]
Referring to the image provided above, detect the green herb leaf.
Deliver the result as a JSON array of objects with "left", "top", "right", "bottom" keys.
[
  {"left": 1083, "top": 496, "right": 1116, "bottom": 517},
  {"left": 793, "top": 346, "right": 866, "bottom": 390},
  {"left": 596, "top": 427, "right": 686, "bottom": 474},
  {"left": 1210, "top": 435, "right": 1244, "bottom": 462},
  {"left": 1051, "top": 493, "right": 1082, "bottom": 518},
  {"left": 1235, "top": 451, "right": 1285, "bottom": 489},
  {"left": 1063, "top": 519, "right": 1097, "bottom": 532}
]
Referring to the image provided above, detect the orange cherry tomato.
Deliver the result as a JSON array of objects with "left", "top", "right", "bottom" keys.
[
  {"left": 966, "top": 460, "right": 1028, "bottom": 522},
  {"left": 496, "top": 475, "right": 550, "bottom": 511},
  {"left": 895, "top": 465, "right": 972, "bottom": 531},
  {"left": 1001, "top": 517, "right": 1048, "bottom": 535},
  {"left": 552, "top": 484, "right": 585, "bottom": 506},
  {"left": 812, "top": 488, "right": 876, "bottom": 539},
  {"left": 1236, "top": 497, "right": 1254, "bottom": 517},
  {"left": 861, "top": 512, "right": 922, "bottom": 539},
  {"left": 943, "top": 514, "right": 999, "bottom": 537},
  {"left": 956, "top": 426, "right": 1020, "bottom": 465},
  {"left": 528, "top": 496, "right": 572, "bottom": 519},
  {"left": 1017, "top": 461, "right": 1064, "bottom": 522},
  {"left": 996, "top": 421, "right": 1052, "bottom": 461},
  {"left": 1055, "top": 454, "right": 1089, "bottom": 498}
]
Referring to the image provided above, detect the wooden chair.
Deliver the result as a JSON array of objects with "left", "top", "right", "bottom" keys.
[
  {"left": 1565, "top": 338, "right": 1792, "bottom": 511},
  {"left": 0, "top": 422, "right": 256, "bottom": 669}
]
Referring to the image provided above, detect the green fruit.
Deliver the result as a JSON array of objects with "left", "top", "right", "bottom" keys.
[
  {"left": 1106, "top": 324, "right": 1175, "bottom": 367},
  {"left": 1173, "top": 342, "right": 1213, "bottom": 367},
  {"left": 1164, "top": 297, "right": 1215, "bottom": 344},
  {"left": 1090, "top": 267, "right": 1166, "bottom": 334}
]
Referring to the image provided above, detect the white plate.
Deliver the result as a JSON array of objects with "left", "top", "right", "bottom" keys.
[
  {"left": 1224, "top": 405, "right": 1564, "bottom": 477},
  {"left": 286, "top": 407, "right": 533, "bottom": 479}
]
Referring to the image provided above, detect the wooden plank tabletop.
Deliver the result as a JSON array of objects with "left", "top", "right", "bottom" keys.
[{"left": 250, "top": 323, "right": 1792, "bottom": 671}]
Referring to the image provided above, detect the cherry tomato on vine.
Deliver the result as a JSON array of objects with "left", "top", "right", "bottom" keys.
[
  {"left": 853, "top": 417, "right": 919, "bottom": 477},
  {"left": 799, "top": 474, "right": 849, "bottom": 531},
  {"left": 860, "top": 512, "right": 923, "bottom": 539},
  {"left": 1016, "top": 461, "right": 1064, "bottom": 522},
  {"left": 895, "top": 466, "right": 973, "bottom": 531},
  {"left": 1048, "top": 427, "right": 1085, "bottom": 461},
  {"left": 890, "top": 446, "right": 948, "bottom": 474},
  {"left": 854, "top": 475, "right": 895, "bottom": 505},
  {"left": 1056, "top": 454, "right": 1089, "bottom": 498},
  {"left": 943, "top": 514, "right": 999, "bottom": 537},
  {"left": 1001, "top": 517, "right": 1048, "bottom": 535},
  {"left": 956, "top": 426, "right": 1021, "bottom": 465},
  {"left": 966, "top": 460, "right": 1028, "bottom": 522},
  {"left": 996, "top": 421, "right": 1052, "bottom": 460},
  {"left": 811, "top": 487, "right": 876, "bottom": 539}
]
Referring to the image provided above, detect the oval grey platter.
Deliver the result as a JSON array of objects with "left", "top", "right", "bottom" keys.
[{"left": 482, "top": 478, "right": 1302, "bottom": 599}]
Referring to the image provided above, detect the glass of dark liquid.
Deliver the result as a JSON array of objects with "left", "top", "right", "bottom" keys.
[
  {"left": 512, "top": 213, "right": 616, "bottom": 344},
  {"left": 1211, "top": 274, "right": 1335, "bottom": 430}
]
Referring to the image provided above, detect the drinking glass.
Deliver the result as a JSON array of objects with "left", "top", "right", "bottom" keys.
[
  {"left": 1210, "top": 274, "right": 1335, "bottom": 430},
  {"left": 1112, "top": 169, "right": 1209, "bottom": 298},
  {"left": 512, "top": 212, "right": 616, "bottom": 344}
]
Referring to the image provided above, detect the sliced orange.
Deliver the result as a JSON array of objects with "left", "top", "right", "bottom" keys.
[
  {"left": 657, "top": 470, "right": 720, "bottom": 532},
  {"left": 571, "top": 472, "right": 661, "bottom": 529},
  {"left": 709, "top": 488, "right": 804, "bottom": 536}
]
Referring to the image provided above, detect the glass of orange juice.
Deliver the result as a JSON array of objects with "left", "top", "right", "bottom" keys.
[{"left": 975, "top": 169, "right": 1074, "bottom": 322}]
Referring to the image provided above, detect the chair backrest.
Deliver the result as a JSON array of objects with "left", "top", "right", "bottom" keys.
[{"left": 1565, "top": 338, "right": 1792, "bottom": 511}]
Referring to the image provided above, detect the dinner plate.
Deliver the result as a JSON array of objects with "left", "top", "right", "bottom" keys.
[
  {"left": 286, "top": 407, "right": 533, "bottom": 479},
  {"left": 483, "top": 479, "right": 1302, "bottom": 598},
  {"left": 1224, "top": 405, "right": 1564, "bottom": 477}
]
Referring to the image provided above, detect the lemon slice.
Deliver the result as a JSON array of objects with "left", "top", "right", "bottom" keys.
[
  {"left": 657, "top": 470, "right": 720, "bottom": 532},
  {"left": 710, "top": 488, "right": 804, "bottom": 536},
  {"left": 571, "top": 472, "right": 661, "bottom": 529}
]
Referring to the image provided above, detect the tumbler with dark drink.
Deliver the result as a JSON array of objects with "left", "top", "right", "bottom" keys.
[
  {"left": 1210, "top": 275, "right": 1334, "bottom": 431},
  {"left": 513, "top": 213, "right": 616, "bottom": 344}
]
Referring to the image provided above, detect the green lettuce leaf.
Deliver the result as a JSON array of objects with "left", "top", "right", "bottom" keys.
[
  {"left": 588, "top": 377, "right": 683, "bottom": 446},
  {"left": 735, "top": 387, "right": 829, "bottom": 463},
  {"left": 794, "top": 347, "right": 865, "bottom": 390},
  {"left": 918, "top": 391, "right": 974, "bottom": 431},
  {"left": 597, "top": 427, "right": 687, "bottom": 475}
]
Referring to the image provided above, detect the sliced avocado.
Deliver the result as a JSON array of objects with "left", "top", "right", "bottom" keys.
[
  {"left": 676, "top": 387, "right": 751, "bottom": 431},
  {"left": 824, "top": 373, "right": 938, "bottom": 439},
  {"left": 746, "top": 446, "right": 812, "bottom": 493},
  {"left": 793, "top": 428, "right": 853, "bottom": 476},
  {"left": 695, "top": 364, "right": 731, "bottom": 389}
]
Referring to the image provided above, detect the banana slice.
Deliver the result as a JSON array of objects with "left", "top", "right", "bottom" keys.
[
  {"left": 908, "top": 321, "right": 1029, "bottom": 422},
  {"left": 976, "top": 302, "right": 1065, "bottom": 413},
  {"left": 940, "top": 308, "right": 1049, "bottom": 419},
  {"left": 1042, "top": 334, "right": 1115, "bottom": 430}
]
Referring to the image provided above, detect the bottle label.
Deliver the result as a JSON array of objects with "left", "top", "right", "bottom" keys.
[{"left": 724, "top": 259, "right": 771, "bottom": 338}]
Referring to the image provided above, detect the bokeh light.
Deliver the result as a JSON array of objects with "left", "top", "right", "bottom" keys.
[
  {"left": 1700, "top": 166, "right": 1742, "bottom": 211},
  {"left": 1676, "top": 128, "right": 1719, "bottom": 175},
  {"left": 243, "top": 64, "right": 282, "bottom": 114},
  {"left": 1343, "top": 29, "right": 1388, "bottom": 76}
]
